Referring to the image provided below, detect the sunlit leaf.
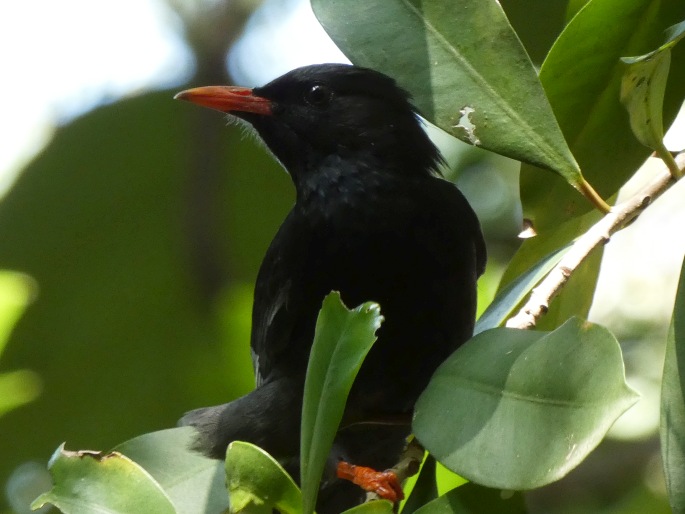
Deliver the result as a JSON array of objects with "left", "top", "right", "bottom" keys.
[
  {"left": 661, "top": 257, "right": 685, "bottom": 514},
  {"left": 311, "top": 0, "right": 582, "bottom": 184},
  {"left": 31, "top": 444, "right": 175, "bottom": 514},
  {"left": 414, "top": 318, "right": 638, "bottom": 489},
  {"left": 301, "top": 292, "right": 383, "bottom": 514},
  {"left": 621, "top": 20, "right": 685, "bottom": 176},
  {"left": 621, "top": 52, "right": 671, "bottom": 150},
  {"left": 225, "top": 441, "right": 302, "bottom": 514},
  {"left": 0, "top": 271, "right": 40, "bottom": 418}
]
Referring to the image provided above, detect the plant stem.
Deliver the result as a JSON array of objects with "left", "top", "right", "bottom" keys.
[
  {"left": 577, "top": 178, "right": 612, "bottom": 213},
  {"left": 507, "top": 152, "right": 684, "bottom": 330}
]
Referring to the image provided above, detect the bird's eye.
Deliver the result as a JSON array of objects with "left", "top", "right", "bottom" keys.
[{"left": 304, "top": 84, "right": 332, "bottom": 107}]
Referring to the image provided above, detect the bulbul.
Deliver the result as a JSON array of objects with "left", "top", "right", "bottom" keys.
[{"left": 175, "top": 63, "right": 486, "bottom": 513}]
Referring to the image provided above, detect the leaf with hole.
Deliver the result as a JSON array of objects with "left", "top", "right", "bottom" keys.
[{"left": 31, "top": 444, "right": 175, "bottom": 514}]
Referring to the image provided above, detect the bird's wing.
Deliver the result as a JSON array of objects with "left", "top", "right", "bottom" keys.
[
  {"left": 250, "top": 210, "right": 315, "bottom": 387},
  {"left": 251, "top": 276, "right": 292, "bottom": 387}
]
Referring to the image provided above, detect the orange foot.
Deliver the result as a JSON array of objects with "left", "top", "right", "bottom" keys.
[{"left": 336, "top": 461, "right": 404, "bottom": 503}]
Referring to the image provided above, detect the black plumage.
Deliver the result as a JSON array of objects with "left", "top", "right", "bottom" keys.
[{"left": 176, "top": 63, "right": 486, "bottom": 512}]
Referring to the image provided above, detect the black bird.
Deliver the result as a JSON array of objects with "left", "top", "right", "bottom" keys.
[{"left": 176, "top": 64, "right": 486, "bottom": 512}]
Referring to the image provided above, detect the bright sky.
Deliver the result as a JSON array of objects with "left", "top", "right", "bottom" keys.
[{"left": 0, "top": 0, "right": 194, "bottom": 194}]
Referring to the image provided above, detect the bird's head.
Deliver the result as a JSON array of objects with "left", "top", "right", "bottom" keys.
[{"left": 175, "top": 64, "right": 442, "bottom": 187}]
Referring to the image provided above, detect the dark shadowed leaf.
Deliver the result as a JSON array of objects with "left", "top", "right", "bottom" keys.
[
  {"left": 225, "top": 441, "right": 302, "bottom": 514},
  {"left": 311, "top": 0, "right": 582, "bottom": 184},
  {"left": 300, "top": 292, "right": 383, "bottom": 514},
  {"left": 661, "top": 257, "right": 685, "bottom": 514},
  {"left": 414, "top": 318, "right": 638, "bottom": 489},
  {"left": 31, "top": 444, "right": 175, "bottom": 514}
]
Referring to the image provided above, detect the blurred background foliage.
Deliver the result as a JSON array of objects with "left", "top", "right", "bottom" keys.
[{"left": 0, "top": 0, "right": 683, "bottom": 513}]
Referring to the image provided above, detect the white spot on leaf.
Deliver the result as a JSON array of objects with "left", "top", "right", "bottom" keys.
[{"left": 455, "top": 106, "right": 481, "bottom": 146}]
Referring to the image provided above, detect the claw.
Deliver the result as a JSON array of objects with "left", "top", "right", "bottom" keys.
[{"left": 336, "top": 461, "right": 404, "bottom": 503}]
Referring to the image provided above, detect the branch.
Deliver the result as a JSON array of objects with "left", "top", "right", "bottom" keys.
[{"left": 506, "top": 151, "right": 685, "bottom": 330}]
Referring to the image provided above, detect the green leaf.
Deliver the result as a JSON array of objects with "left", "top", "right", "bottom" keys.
[
  {"left": 661, "top": 257, "right": 685, "bottom": 514},
  {"left": 412, "top": 483, "right": 526, "bottom": 514},
  {"left": 621, "top": 20, "right": 685, "bottom": 177},
  {"left": 0, "top": 271, "right": 40, "bottom": 418},
  {"left": 115, "top": 427, "right": 228, "bottom": 514},
  {"left": 311, "top": 0, "right": 582, "bottom": 183},
  {"left": 301, "top": 292, "right": 383, "bottom": 514},
  {"left": 342, "top": 500, "right": 394, "bottom": 513},
  {"left": 225, "top": 441, "right": 302, "bottom": 514},
  {"left": 400, "top": 455, "right": 438, "bottom": 514},
  {"left": 31, "top": 443, "right": 175, "bottom": 514},
  {"left": 520, "top": 0, "right": 685, "bottom": 231},
  {"left": 475, "top": 244, "right": 570, "bottom": 334},
  {"left": 621, "top": 50, "right": 671, "bottom": 150},
  {"left": 414, "top": 318, "right": 638, "bottom": 489}
]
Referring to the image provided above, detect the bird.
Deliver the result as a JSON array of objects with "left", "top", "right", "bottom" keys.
[{"left": 175, "top": 63, "right": 486, "bottom": 513}]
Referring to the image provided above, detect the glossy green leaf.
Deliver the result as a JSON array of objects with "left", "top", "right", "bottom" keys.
[
  {"left": 475, "top": 244, "right": 570, "bottom": 334},
  {"left": 414, "top": 318, "right": 638, "bottom": 489},
  {"left": 311, "top": 0, "right": 582, "bottom": 183},
  {"left": 225, "top": 441, "right": 302, "bottom": 514},
  {"left": 520, "top": 0, "right": 685, "bottom": 231},
  {"left": 301, "top": 292, "right": 383, "bottom": 514},
  {"left": 31, "top": 443, "right": 175, "bottom": 514},
  {"left": 412, "top": 483, "right": 526, "bottom": 514},
  {"left": 661, "top": 257, "right": 685, "bottom": 514},
  {"left": 115, "top": 427, "right": 228, "bottom": 514}
]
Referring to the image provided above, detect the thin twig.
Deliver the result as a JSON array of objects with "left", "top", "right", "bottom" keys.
[{"left": 506, "top": 152, "right": 685, "bottom": 330}]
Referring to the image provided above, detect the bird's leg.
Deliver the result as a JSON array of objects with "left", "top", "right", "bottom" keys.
[
  {"left": 336, "top": 461, "right": 404, "bottom": 503},
  {"left": 335, "top": 437, "right": 424, "bottom": 504}
]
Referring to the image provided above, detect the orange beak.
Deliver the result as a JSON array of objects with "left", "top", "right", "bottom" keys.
[{"left": 174, "top": 86, "right": 272, "bottom": 116}]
